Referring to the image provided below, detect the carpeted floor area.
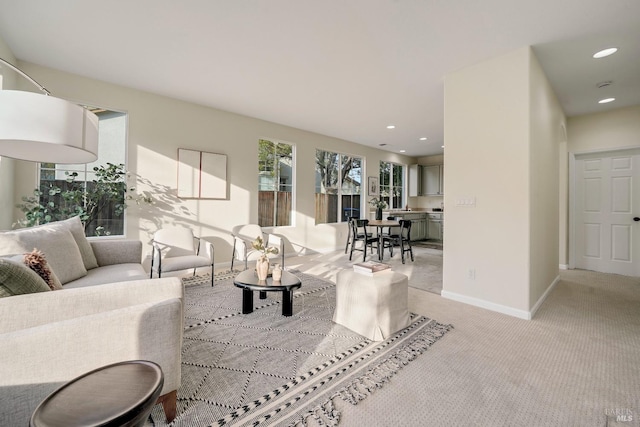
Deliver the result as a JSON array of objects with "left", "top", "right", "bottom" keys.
[
  {"left": 151, "top": 250, "right": 639, "bottom": 426},
  {"left": 284, "top": 254, "right": 640, "bottom": 426}
]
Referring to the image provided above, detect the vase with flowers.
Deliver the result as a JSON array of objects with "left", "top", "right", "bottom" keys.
[
  {"left": 252, "top": 236, "right": 279, "bottom": 280},
  {"left": 368, "top": 197, "right": 388, "bottom": 220}
]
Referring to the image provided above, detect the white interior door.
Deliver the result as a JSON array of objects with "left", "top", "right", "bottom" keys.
[{"left": 575, "top": 149, "right": 640, "bottom": 276}]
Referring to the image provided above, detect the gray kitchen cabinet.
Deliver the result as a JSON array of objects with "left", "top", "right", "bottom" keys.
[
  {"left": 422, "top": 164, "right": 444, "bottom": 196},
  {"left": 411, "top": 218, "right": 428, "bottom": 241},
  {"left": 427, "top": 213, "right": 443, "bottom": 241},
  {"left": 408, "top": 164, "right": 422, "bottom": 197}
]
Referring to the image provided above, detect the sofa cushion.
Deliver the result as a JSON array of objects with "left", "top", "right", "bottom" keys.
[
  {"left": 37, "top": 217, "right": 99, "bottom": 270},
  {"left": 63, "top": 264, "right": 148, "bottom": 289},
  {"left": 0, "top": 258, "right": 51, "bottom": 298},
  {"left": 0, "top": 228, "right": 87, "bottom": 285}
]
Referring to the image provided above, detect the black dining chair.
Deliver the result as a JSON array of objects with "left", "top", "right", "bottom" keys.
[
  {"left": 382, "top": 219, "right": 414, "bottom": 263},
  {"left": 397, "top": 220, "right": 414, "bottom": 264},
  {"left": 379, "top": 216, "right": 400, "bottom": 259},
  {"left": 344, "top": 216, "right": 360, "bottom": 254},
  {"left": 349, "top": 219, "right": 378, "bottom": 261}
]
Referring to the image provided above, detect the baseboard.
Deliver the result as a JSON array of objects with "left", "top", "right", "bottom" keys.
[
  {"left": 559, "top": 264, "right": 569, "bottom": 270},
  {"left": 529, "top": 274, "right": 560, "bottom": 318},
  {"left": 442, "top": 274, "right": 562, "bottom": 320},
  {"left": 441, "top": 291, "right": 532, "bottom": 320}
]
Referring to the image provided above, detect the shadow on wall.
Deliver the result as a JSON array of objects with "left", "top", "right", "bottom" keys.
[{"left": 132, "top": 175, "right": 305, "bottom": 266}]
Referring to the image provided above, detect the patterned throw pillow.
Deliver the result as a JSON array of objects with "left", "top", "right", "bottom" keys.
[
  {"left": 23, "top": 249, "right": 63, "bottom": 291},
  {"left": 0, "top": 258, "right": 51, "bottom": 298}
]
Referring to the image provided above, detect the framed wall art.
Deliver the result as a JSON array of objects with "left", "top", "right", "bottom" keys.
[
  {"left": 177, "top": 148, "right": 227, "bottom": 199},
  {"left": 367, "top": 176, "right": 379, "bottom": 196}
]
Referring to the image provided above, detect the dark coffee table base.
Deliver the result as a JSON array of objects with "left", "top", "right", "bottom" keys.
[
  {"left": 241, "top": 288, "right": 296, "bottom": 316},
  {"left": 234, "top": 270, "right": 302, "bottom": 317}
]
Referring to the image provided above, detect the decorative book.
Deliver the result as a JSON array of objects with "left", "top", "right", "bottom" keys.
[{"left": 353, "top": 261, "right": 391, "bottom": 276}]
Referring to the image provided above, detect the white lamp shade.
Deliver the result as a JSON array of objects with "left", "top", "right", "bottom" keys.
[{"left": 0, "top": 90, "right": 98, "bottom": 164}]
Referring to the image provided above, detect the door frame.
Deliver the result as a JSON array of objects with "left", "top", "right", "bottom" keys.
[{"left": 569, "top": 145, "right": 640, "bottom": 271}]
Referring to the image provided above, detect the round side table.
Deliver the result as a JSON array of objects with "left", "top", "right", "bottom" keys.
[{"left": 30, "top": 360, "right": 164, "bottom": 427}]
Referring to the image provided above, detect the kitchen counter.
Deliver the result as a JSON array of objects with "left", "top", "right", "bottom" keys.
[
  {"left": 374, "top": 210, "right": 444, "bottom": 241},
  {"left": 384, "top": 209, "right": 444, "bottom": 214}
]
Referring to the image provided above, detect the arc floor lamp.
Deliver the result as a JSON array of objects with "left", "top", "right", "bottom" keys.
[{"left": 0, "top": 57, "right": 98, "bottom": 164}]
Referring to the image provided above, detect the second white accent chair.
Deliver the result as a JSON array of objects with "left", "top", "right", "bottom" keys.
[
  {"left": 150, "top": 228, "right": 215, "bottom": 286},
  {"left": 230, "top": 224, "right": 285, "bottom": 271}
]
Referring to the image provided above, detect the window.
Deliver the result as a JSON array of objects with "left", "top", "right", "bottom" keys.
[
  {"left": 380, "top": 161, "right": 404, "bottom": 209},
  {"left": 315, "top": 150, "right": 362, "bottom": 224},
  {"left": 37, "top": 109, "right": 128, "bottom": 237},
  {"left": 258, "top": 139, "right": 293, "bottom": 227}
]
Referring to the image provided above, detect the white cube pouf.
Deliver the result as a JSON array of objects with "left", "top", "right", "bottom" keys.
[{"left": 333, "top": 269, "right": 411, "bottom": 341}]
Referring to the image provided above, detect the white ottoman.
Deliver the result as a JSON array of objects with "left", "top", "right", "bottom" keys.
[{"left": 333, "top": 270, "right": 411, "bottom": 341}]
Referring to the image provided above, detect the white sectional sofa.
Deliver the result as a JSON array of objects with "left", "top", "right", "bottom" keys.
[{"left": 0, "top": 217, "right": 184, "bottom": 425}]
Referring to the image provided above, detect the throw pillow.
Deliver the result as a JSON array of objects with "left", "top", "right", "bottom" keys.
[
  {"left": 22, "top": 249, "right": 63, "bottom": 291},
  {"left": 0, "top": 228, "right": 87, "bottom": 285},
  {"left": 52, "top": 216, "right": 99, "bottom": 270},
  {"left": 0, "top": 258, "right": 51, "bottom": 298}
]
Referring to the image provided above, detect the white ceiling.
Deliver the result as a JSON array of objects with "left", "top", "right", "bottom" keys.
[{"left": 1, "top": 0, "right": 639, "bottom": 157}]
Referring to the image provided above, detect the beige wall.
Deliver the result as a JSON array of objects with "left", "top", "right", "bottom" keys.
[
  {"left": 9, "top": 60, "right": 414, "bottom": 262},
  {"left": 443, "top": 46, "right": 563, "bottom": 319},
  {"left": 528, "top": 50, "right": 564, "bottom": 309},
  {"left": 567, "top": 105, "right": 640, "bottom": 153}
]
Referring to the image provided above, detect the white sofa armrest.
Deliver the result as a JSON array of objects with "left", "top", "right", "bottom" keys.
[{"left": 0, "top": 278, "right": 183, "bottom": 425}]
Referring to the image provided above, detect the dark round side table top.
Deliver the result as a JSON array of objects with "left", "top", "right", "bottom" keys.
[
  {"left": 30, "top": 360, "right": 164, "bottom": 427},
  {"left": 233, "top": 269, "right": 301, "bottom": 292}
]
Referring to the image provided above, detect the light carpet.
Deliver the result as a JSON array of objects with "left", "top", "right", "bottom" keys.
[{"left": 147, "top": 270, "right": 452, "bottom": 426}]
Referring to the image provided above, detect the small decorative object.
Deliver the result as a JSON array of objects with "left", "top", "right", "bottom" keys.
[
  {"left": 252, "top": 236, "right": 279, "bottom": 281},
  {"left": 368, "top": 197, "right": 387, "bottom": 221},
  {"left": 272, "top": 263, "right": 282, "bottom": 282},
  {"left": 255, "top": 255, "right": 270, "bottom": 281}
]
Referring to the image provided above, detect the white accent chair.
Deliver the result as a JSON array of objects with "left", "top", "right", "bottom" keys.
[
  {"left": 230, "top": 224, "right": 285, "bottom": 271},
  {"left": 150, "top": 228, "right": 215, "bottom": 286}
]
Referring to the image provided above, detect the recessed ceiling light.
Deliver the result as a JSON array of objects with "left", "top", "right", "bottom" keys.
[
  {"left": 593, "top": 48, "right": 618, "bottom": 59},
  {"left": 386, "top": 125, "right": 395, "bottom": 129},
  {"left": 399, "top": 150, "right": 406, "bottom": 153},
  {"left": 419, "top": 137, "right": 427, "bottom": 141},
  {"left": 598, "top": 98, "right": 616, "bottom": 104},
  {"left": 441, "top": 145, "right": 445, "bottom": 148}
]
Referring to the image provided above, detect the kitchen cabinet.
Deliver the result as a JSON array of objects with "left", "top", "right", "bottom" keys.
[
  {"left": 408, "top": 164, "right": 422, "bottom": 197},
  {"left": 411, "top": 218, "right": 428, "bottom": 241},
  {"left": 427, "top": 213, "right": 443, "bottom": 241},
  {"left": 384, "top": 211, "right": 427, "bottom": 241},
  {"left": 422, "top": 164, "right": 444, "bottom": 196}
]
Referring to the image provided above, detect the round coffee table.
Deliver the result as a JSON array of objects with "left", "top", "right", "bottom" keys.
[
  {"left": 30, "top": 360, "right": 164, "bottom": 427},
  {"left": 233, "top": 269, "right": 301, "bottom": 316}
]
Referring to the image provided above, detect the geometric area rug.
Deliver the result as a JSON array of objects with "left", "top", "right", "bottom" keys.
[{"left": 147, "top": 270, "right": 452, "bottom": 426}]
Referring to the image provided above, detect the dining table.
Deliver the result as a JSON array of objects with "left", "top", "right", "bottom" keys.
[{"left": 368, "top": 219, "right": 400, "bottom": 261}]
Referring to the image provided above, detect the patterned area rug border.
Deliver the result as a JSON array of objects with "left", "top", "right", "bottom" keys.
[{"left": 254, "top": 318, "right": 452, "bottom": 427}]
